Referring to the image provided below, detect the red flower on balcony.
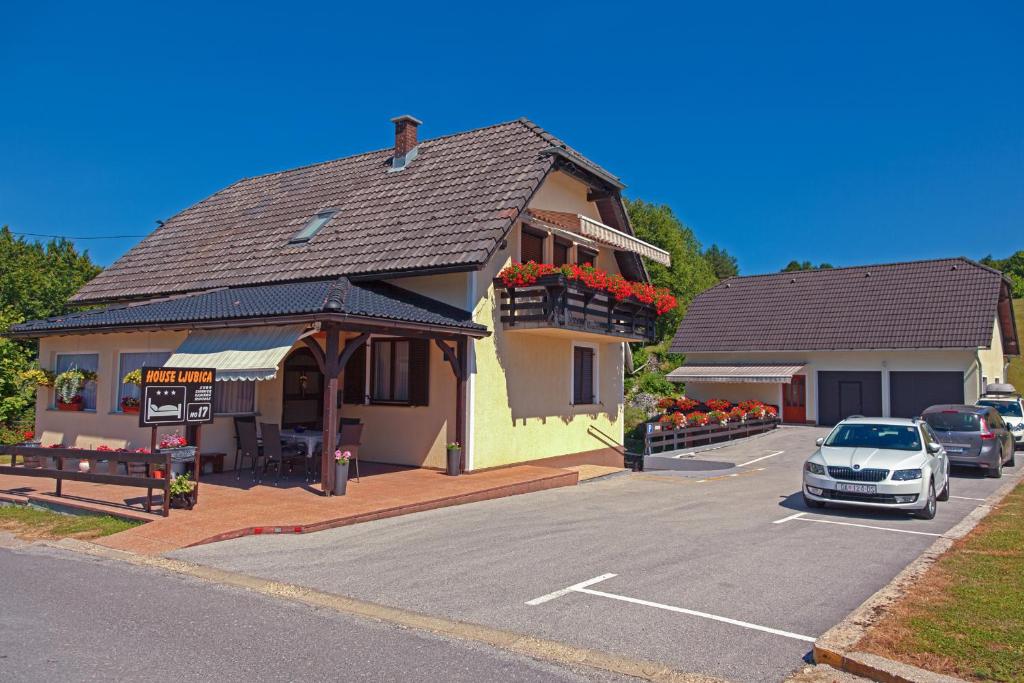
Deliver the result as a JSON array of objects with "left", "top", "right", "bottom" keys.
[
  {"left": 676, "top": 398, "right": 699, "bottom": 412},
  {"left": 705, "top": 399, "right": 732, "bottom": 412},
  {"left": 685, "top": 411, "right": 709, "bottom": 426}
]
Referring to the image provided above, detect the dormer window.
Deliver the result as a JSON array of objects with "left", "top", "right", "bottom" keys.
[{"left": 290, "top": 210, "right": 337, "bottom": 244}]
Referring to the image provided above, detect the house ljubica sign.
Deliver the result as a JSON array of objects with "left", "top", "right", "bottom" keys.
[{"left": 138, "top": 367, "right": 217, "bottom": 427}]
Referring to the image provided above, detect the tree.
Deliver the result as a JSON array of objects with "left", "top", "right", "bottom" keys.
[
  {"left": 782, "top": 260, "right": 834, "bottom": 272},
  {"left": 0, "top": 227, "right": 102, "bottom": 439},
  {"left": 703, "top": 244, "right": 739, "bottom": 280},
  {"left": 624, "top": 199, "right": 719, "bottom": 343},
  {"left": 981, "top": 251, "right": 1024, "bottom": 298}
]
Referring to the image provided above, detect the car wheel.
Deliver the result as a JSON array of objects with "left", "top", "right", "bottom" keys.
[
  {"left": 914, "top": 481, "right": 937, "bottom": 520},
  {"left": 937, "top": 475, "right": 950, "bottom": 501},
  {"left": 988, "top": 453, "right": 1004, "bottom": 479},
  {"left": 802, "top": 493, "right": 825, "bottom": 509}
]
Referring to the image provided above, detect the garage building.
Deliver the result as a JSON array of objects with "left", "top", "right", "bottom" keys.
[{"left": 668, "top": 258, "right": 1020, "bottom": 426}]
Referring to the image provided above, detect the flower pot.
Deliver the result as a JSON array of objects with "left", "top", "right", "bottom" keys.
[
  {"left": 170, "top": 492, "right": 194, "bottom": 510},
  {"left": 57, "top": 401, "right": 84, "bottom": 412},
  {"left": 333, "top": 460, "right": 349, "bottom": 496},
  {"left": 170, "top": 461, "right": 188, "bottom": 477},
  {"left": 121, "top": 405, "right": 140, "bottom": 414},
  {"left": 153, "top": 470, "right": 165, "bottom": 479},
  {"left": 78, "top": 460, "right": 91, "bottom": 473},
  {"left": 446, "top": 448, "right": 462, "bottom": 476}
]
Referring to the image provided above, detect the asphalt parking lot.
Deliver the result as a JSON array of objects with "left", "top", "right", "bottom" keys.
[{"left": 173, "top": 426, "right": 1022, "bottom": 682}]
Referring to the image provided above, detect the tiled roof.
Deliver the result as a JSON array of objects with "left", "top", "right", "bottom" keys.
[
  {"left": 72, "top": 118, "right": 619, "bottom": 303},
  {"left": 525, "top": 209, "right": 580, "bottom": 231},
  {"left": 671, "top": 258, "right": 1015, "bottom": 352},
  {"left": 12, "top": 278, "right": 485, "bottom": 335}
]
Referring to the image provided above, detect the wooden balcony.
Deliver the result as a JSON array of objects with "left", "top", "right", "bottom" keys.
[{"left": 495, "top": 274, "right": 657, "bottom": 343}]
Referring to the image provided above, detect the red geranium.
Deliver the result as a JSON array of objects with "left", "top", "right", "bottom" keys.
[
  {"left": 685, "top": 411, "right": 709, "bottom": 426},
  {"left": 728, "top": 406, "right": 746, "bottom": 421},
  {"left": 656, "top": 397, "right": 678, "bottom": 411},
  {"left": 676, "top": 398, "right": 699, "bottom": 412},
  {"left": 705, "top": 399, "right": 732, "bottom": 412},
  {"left": 22, "top": 430, "right": 34, "bottom": 441},
  {"left": 96, "top": 445, "right": 113, "bottom": 452}
]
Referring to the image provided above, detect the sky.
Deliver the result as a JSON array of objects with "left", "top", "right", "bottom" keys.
[{"left": 1, "top": 1, "right": 1021, "bottom": 276}]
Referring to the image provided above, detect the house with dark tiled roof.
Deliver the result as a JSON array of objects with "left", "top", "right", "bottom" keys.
[
  {"left": 10, "top": 116, "right": 671, "bottom": 483},
  {"left": 667, "top": 258, "right": 1020, "bottom": 425}
]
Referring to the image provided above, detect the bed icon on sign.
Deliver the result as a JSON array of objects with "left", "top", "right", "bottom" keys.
[{"left": 144, "top": 386, "right": 185, "bottom": 423}]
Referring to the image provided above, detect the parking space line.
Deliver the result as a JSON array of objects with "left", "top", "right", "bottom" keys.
[
  {"left": 738, "top": 450, "right": 785, "bottom": 467},
  {"left": 773, "top": 511, "right": 807, "bottom": 524},
  {"left": 527, "top": 573, "right": 816, "bottom": 643},
  {"left": 525, "top": 573, "right": 617, "bottom": 606},
  {"left": 950, "top": 495, "right": 987, "bottom": 502},
  {"left": 574, "top": 587, "right": 817, "bottom": 643},
  {"left": 793, "top": 517, "right": 943, "bottom": 537}
]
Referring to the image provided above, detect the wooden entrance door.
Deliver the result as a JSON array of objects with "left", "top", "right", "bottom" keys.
[{"left": 783, "top": 374, "right": 807, "bottom": 423}]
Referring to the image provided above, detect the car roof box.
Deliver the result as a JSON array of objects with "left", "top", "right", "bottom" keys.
[{"left": 983, "top": 382, "right": 1017, "bottom": 397}]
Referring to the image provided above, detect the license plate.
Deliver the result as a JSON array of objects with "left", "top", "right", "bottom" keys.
[
  {"left": 946, "top": 447, "right": 964, "bottom": 453},
  {"left": 837, "top": 483, "right": 876, "bottom": 494}
]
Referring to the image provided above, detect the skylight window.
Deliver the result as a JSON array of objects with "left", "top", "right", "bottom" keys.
[{"left": 289, "top": 210, "right": 336, "bottom": 244}]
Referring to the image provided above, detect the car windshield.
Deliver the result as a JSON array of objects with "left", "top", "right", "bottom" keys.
[
  {"left": 977, "top": 400, "right": 1023, "bottom": 417},
  {"left": 824, "top": 424, "right": 922, "bottom": 451},
  {"left": 923, "top": 412, "right": 981, "bottom": 432}
]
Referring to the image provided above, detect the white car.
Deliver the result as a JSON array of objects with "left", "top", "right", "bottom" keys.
[
  {"left": 976, "top": 393, "right": 1024, "bottom": 445},
  {"left": 802, "top": 417, "right": 950, "bottom": 520}
]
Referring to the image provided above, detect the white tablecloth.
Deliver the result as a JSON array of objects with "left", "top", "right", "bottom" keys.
[{"left": 280, "top": 429, "right": 323, "bottom": 458}]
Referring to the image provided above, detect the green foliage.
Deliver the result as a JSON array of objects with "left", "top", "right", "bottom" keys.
[
  {"left": 169, "top": 472, "right": 195, "bottom": 497},
  {"left": 981, "top": 251, "right": 1024, "bottom": 298},
  {"left": 0, "top": 505, "right": 140, "bottom": 539},
  {"left": 624, "top": 199, "right": 718, "bottom": 342},
  {"left": 703, "top": 244, "right": 739, "bottom": 280},
  {"left": 0, "top": 226, "right": 101, "bottom": 431},
  {"left": 122, "top": 368, "right": 142, "bottom": 385},
  {"left": 782, "top": 260, "right": 834, "bottom": 272},
  {"left": 54, "top": 368, "right": 87, "bottom": 404}
]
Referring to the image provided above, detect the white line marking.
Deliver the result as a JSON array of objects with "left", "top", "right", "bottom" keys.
[
  {"left": 773, "top": 511, "right": 807, "bottom": 524},
  {"left": 525, "top": 573, "right": 617, "bottom": 606},
  {"left": 950, "top": 495, "right": 987, "bottom": 502},
  {"left": 738, "top": 450, "right": 785, "bottom": 467},
  {"left": 574, "top": 588, "right": 816, "bottom": 643},
  {"left": 794, "top": 517, "right": 942, "bottom": 537}
]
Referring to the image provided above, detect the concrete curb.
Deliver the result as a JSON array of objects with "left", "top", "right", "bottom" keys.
[
  {"left": 28, "top": 538, "right": 725, "bottom": 683},
  {"left": 812, "top": 468, "right": 1024, "bottom": 682}
]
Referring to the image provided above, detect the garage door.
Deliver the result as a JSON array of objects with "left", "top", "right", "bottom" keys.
[
  {"left": 818, "top": 371, "right": 883, "bottom": 426},
  {"left": 889, "top": 371, "right": 964, "bottom": 418}
]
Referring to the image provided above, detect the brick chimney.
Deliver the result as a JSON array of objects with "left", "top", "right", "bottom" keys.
[{"left": 390, "top": 115, "right": 422, "bottom": 167}]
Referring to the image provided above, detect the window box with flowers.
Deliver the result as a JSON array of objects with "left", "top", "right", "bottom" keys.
[
  {"left": 120, "top": 369, "right": 142, "bottom": 414},
  {"left": 53, "top": 368, "right": 98, "bottom": 411},
  {"left": 157, "top": 433, "right": 196, "bottom": 477},
  {"left": 495, "top": 262, "right": 677, "bottom": 343},
  {"left": 646, "top": 398, "right": 780, "bottom": 455}
]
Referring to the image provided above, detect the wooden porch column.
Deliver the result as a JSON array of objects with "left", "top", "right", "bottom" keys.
[
  {"left": 456, "top": 337, "right": 468, "bottom": 472},
  {"left": 321, "top": 324, "right": 340, "bottom": 494}
]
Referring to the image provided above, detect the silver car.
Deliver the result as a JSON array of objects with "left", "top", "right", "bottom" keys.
[
  {"left": 921, "top": 404, "right": 1016, "bottom": 478},
  {"left": 803, "top": 417, "right": 950, "bottom": 519}
]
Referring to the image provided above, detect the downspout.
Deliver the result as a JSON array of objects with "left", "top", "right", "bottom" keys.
[{"left": 976, "top": 349, "right": 985, "bottom": 398}]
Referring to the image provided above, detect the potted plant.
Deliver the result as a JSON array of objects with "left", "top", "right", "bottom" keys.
[
  {"left": 169, "top": 472, "right": 195, "bottom": 509},
  {"left": 446, "top": 442, "right": 462, "bottom": 476},
  {"left": 53, "top": 367, "right": 96, "bottom": 411},
  {"left": 121, "top": 369, "right": 142, "bottom": 413},
  {"left": 158, "top": 432, "right": 196, "bottom": 477},
  {"left": 333, "top": 449, "right": 351, "bottom": 495}
]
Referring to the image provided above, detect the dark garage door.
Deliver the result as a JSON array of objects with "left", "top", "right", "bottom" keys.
[
  {"left": 818, "top": 371, "right": 883, "bottom": 426},
  {"left": 889, "top": 371, "right": 964, "bottom": 418}
]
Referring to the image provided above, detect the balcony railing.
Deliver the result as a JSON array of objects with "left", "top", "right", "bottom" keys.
[{"left": 495, "top": 274, "right": 657, "bottom": 343}]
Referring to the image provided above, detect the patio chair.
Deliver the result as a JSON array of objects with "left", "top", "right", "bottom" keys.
[
  {"left": 337, "top": 423, "right": 364, "bottom": 482},
  {"left": 259, "top": 423, "right": 306, "bottom": 485},
  {"left": 235, "top": 417, "right": 261, "bottom": 480}
]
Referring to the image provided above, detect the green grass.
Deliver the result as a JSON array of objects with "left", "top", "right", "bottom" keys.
[
  {"left": 1007, "top": 299, "right": 1024, "bottom": 390},
  {"left": 0, "top": 505, "right": 141, "bottom": 540},
  {"left": 860, "top": 482, "right": 1024, "bottom": 681},
  {"left": 0, "top": 455, "right": 10, "bottom": 465}
]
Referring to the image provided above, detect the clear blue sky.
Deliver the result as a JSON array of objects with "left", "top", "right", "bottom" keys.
[{"left": 2, "top": 1, "right": 1021, "bottom": 275}]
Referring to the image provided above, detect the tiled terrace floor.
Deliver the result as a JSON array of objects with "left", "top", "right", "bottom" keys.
[{"left": 0, "top": 462, "right": 578, "bottom": 555}]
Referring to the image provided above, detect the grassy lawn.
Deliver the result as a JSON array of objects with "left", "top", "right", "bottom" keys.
[
  {"left": 0, "top": 505, "right": 141, "bottom": 540},
  {"left": 0, "top": 455, "right": 10, "bottom": 465},
  {"left": 859, "top": 481, "right": 1024, "bottom": 681},
  {"left": 1007, "top": 299, "right": 1024, "bottom": 389}
]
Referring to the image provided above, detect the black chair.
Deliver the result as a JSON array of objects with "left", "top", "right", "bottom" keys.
[
  {"left": 235, "top": 417, "right": 261, "bottom": 479},
  {"left": 259, "top": 423, "right": 305, "bottom": 485}
]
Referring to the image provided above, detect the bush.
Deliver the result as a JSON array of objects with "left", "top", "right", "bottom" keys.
[{"left": 633, "top": 371, "right": 677, "bottom": 397}]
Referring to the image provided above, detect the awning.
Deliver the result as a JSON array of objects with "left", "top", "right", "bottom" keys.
[
  {"left": 578, "top": 215, "right": 672, "bottom": 267},
  {"left": 165, "top": 325, "right": 312, "bottom": 381},
  {"left": 667, "top": 363, "right": 806, "bottom": 384}
]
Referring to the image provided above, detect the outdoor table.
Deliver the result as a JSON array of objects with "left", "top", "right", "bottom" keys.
[{"left": 280, "top": 429, "right": 323, "bottom": 459}]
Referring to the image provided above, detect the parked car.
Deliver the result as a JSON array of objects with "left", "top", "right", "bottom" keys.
[
  {"left": 803, "top": 417, "right": 949, "bottom": 520},
  {"left": 921, "top": 404, "right": 1016, "bottom": 478},
  {"left": 976, "top": 384, "right": 1024, "bottom": 446}
]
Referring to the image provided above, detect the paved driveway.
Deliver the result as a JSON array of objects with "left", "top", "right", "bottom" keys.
[{"left": 173, "top": 426, "right": 1022, "bottom": 682}]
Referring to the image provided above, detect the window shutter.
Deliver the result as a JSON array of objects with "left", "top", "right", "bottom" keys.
[
  {"left": 574, "top": 347, "right": 594, "bottom": 404},
  {"left": 521, "top": 230, "right": 544, "bottom": 264},
  {"left": 343, "top": 343, "right": 366, "bottom": 404},
  {"left": 409, "top": 339, "right": 430, "bottom": 406}
]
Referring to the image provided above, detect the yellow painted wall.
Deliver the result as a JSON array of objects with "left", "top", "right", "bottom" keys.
[{"left": 978, "top": 317, "right": 1006, "bottom": 388}]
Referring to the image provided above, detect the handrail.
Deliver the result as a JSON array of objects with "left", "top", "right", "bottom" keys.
[
  {"left": 643, "top": 418, "right": 781, "bottom": 456},
  {"left": 0, "top": 445, "right": 173, "bottom": 517}
]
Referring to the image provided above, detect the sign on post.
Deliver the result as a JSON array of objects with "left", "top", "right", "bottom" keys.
[{"left": 138, "top": 367, "right": 217, "bottom": 427}]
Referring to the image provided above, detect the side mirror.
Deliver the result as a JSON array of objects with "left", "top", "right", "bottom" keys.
[
  {"left": 927, "top": 442, "right": 941, "bottom": 455},
  {"left": 815, "top": 437, "right": 825, "bottom": 447}
]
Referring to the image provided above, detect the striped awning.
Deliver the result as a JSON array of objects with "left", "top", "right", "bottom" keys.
[
  {"left": 165, "top": 325, "right": 312, "bottom": 381},
  {"left": 667, "top": 363, "right": 806, "bottom": 384},
  {"left": 578, "top": 215, "right": 672, "bottom": 266}
]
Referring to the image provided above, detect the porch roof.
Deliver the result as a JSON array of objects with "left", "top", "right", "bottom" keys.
[
  {"left": 9, "top": 277, "right": 487, "bottom": 338},
  {"left": 667, "top": 362, "right": 806, "bottom": 384}
]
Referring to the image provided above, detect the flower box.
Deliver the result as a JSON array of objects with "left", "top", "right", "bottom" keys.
[{"left": 57, "top": 400, "right": 84, "bottom": 412}]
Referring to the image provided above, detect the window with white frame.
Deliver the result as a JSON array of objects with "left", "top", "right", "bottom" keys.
[
  {"left": 117, "top": 351, "right": 171, "bottom": 412},
  {"left": 214, "top": 381, "right": 256, "bottom": 415},
  {"left": 572, "top": 344, "right": 598, "bottom": 405},
  {"left": 54, "top": 353, "right": 99, "bottom": 410}
]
